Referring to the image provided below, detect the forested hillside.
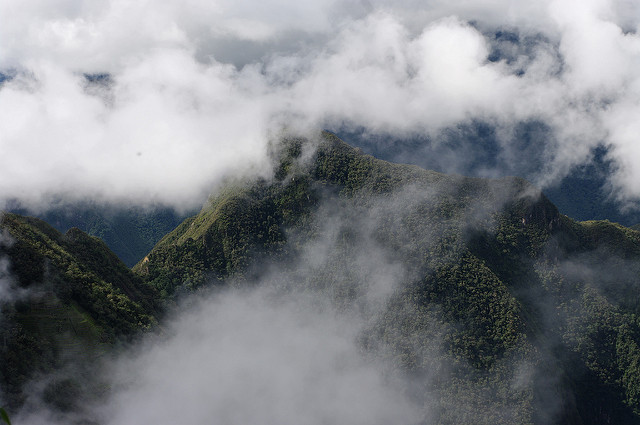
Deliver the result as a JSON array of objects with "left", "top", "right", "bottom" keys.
[
  {"left": 0, "top": 214, "right": 158, "bottom": 410},
  {"left": 1, "top": 132, "right": 639, "bottom": 424},
  {"left": 134, "top": 132, "right": 640, "bottom": 424},
  {"left": 6, "top": 204, "right": 188, "bottom": 268}
]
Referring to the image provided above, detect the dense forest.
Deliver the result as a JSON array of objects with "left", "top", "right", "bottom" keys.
[{"left": 1, "top": 132, "right": 639, "bottom": 424}]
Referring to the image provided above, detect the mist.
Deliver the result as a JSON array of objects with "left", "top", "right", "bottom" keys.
[
  {"left": 101, "top": 287, "right": 420, "bottom": 425},
  {"left": 1, "top": 0, "right": 639, "bottom": 212},
  {"left": 9, "top": 186, "right": 436, "bottom": 425},
  {"left": 90, "top": 192, "right": 432, "bottom": 425},
  {"left": 13, "top": 288, "right": 422, "bottom": 425},
  {"left": 4, "top": 164, "right": 562, "bottom": 425},
  {"left": 0, "top": 227, "right": 23, "bottom": 306}
]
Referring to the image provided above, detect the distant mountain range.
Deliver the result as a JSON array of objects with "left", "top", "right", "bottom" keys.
[
  {"left": 1, "top": 132, "right": 639, "bottom": 424},
  {"left": 6, "top": 203, "right": 189, "bottom": 268}
]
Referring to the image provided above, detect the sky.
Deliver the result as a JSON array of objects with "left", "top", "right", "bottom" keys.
[{"left": 0, "top": 0, "right": 639, "bottom": 212}]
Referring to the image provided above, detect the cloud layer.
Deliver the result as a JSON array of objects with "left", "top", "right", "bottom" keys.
[
  {"left": 1, "top": 0, "right": 639, "bottom": 210},
  {"left": 99, "top": 287, "right": 420, "bottom": 425}
]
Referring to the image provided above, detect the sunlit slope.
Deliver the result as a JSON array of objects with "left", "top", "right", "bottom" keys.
[
  {"left": 0, "top": 213, "right": 159, "bottom": 407},
  {"left": 135, "top": 131, "right": 547, "bottom": 296},
  {"left": 134, "top": 132, "right": 640, "bottom": 424}
]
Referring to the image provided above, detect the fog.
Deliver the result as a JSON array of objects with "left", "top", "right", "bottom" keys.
[
  {"left": 4, "top": 168, "right": 563, "bottom": 424},
  {"left": 14, "top": 287, "right": 423, "bottom": 425},
  {"left": 91, "top": 193, "right": 430, "bottom": 425},
  {"left": 0, "top": 0, "right": 639, "bottom": 211},
  {"left": 100, "top": 287, "right": 420, "bottom": 425},
  {"left": 9, "top": 186, "right": 436, "bottom": 424}
]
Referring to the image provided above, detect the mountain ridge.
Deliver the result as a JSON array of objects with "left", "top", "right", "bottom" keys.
[
  {"left": 1, "top": 132, "right": 639, "bottom": 424},
  {"left": 129, "top": 132, "right": 640, "bottom": 423},
  {"left": 0, "top": 213, "right": 159, "bottom": 409}
]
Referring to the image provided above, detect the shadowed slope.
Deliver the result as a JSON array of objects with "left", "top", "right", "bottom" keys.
[{"left": 0, "top": 213, "right": 159, "bottom": 409}]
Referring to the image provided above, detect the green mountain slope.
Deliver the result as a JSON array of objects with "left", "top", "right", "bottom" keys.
[
  {"left": 135, "top": 132, "right": 640, "bottom": 424},
  {"left": 0, "top": 213, "right": 158, "bottom": 409},
  {"left": 8, "top": 204, "right": 189, "bottom": 267},
  {"left": 136, "top": 132, "right": 551, "bottom": 298},
  {"left": 1, "top": 132, "right": 638, "bottom": 424}
]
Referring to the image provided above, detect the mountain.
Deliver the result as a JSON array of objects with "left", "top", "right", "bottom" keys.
[
  {"left": 7, "top": 203, "right": 189, "bottom": 268},
  {"left": 1, "top": 132, "right": 639, "bottom": 424},
  {"left": 0, "top": 213, "right": 158, "bottom": 410},
  {"left": 135, "top": 132, "right": 640, "bottom": 424}
]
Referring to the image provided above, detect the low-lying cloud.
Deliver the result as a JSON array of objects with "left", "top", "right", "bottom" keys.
[
  {"left": 98, "top": 287, "right": 420, "bottom": 425},
  {"left": 1, "top": 0, "right": 639, "bottom": 211},
  {"left": 10, "top": 187, "right": 438, "bottom": 425}
]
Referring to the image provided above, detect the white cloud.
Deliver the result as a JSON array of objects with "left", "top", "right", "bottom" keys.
[
  {"left": 0, "top": 50, "right": 273, "bottom": 210},
  {"left": 97, "top": 287, "right": 419, "bottom": 425},
  {"left": 0, "top": 0, "right": 639, "bottom": 209}
]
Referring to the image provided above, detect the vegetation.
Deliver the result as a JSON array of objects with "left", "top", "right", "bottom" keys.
[
  {"left": 132, "top": 131, "right": 640, "bottom": 423},
  {"left": 134, "top": 138, "right": 318, "bottom": 297},
  {"left": 0, "top": 407, "right": 10, "bottom": 425},
  {"left": 0, "top": 213, "right": 158, "bottom": 409},
  {"left": 9, "top": 204, "right": 188, "bottom": 267},
  {"left": 1, "top": 132, "right": 640, "bottom": 424}
]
